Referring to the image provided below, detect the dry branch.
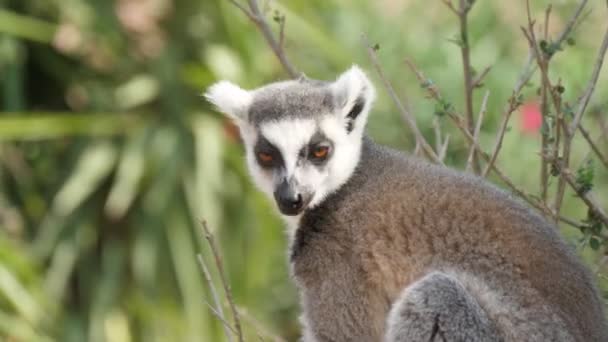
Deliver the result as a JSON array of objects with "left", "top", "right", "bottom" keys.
[
  {"left": 482, "top": 93, "right": 521, "bottom": 178},
  {"left": 569, "top": 26, "right": 608, "bottom": 136},
  {"left": 457, "top": 0, "right": 480, "bottom": 172},
  {"left": 472, "top": 65, "right": 492, "bottom": 89},
  {"left": 229, "top": 0, "right": 301, "bottom": 78},
  {"left": 466, "top": 90, "right": 489, "bottom": 173},
  {"left": 362, "top": 34, "right": 443, "bottom": 164},
  {"left": 201, "top": 220, "right": 244, "bottom": 342},
  {"left": 199, "top": 254, "right": 233, "bottom": 342},
  {"left": 578, "top": 124, "right": 608, "bottom": 169},
  {"left": 512, "top": 0, "right": 589, "bottom": 92}
]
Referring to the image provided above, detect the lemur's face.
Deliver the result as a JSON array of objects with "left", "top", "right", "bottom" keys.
[{"left": 205, "top": 66, "right": 375, "bottom": 217}]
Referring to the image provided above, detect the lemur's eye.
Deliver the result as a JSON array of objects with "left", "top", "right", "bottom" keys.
[
  {"left": 258, "top": 152, "right": 273, "bottom": 163},
  {"left": 312, "top": 146, "right": 330, "bottom": 159}
]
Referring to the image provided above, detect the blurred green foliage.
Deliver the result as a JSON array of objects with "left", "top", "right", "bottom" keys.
[{"left": 0, "top": 0, "right": 606, "bottom": 341}]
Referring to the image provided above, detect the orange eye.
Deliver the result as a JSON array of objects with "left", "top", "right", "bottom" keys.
[
  {"left": 312, "top": 146, "right": 329, "bottom": 159},
  {"left": 258, "top": 152, "right": 273, "bottom": 163}
]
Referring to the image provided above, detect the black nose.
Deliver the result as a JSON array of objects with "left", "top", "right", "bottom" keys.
[{"left": 274, "top": 181, "right": 306, "bottom": 215}]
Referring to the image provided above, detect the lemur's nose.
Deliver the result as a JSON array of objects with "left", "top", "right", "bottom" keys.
[
  {"left": 274, "top": 180, "right": 306, "bottom": 215},
  {"left": 288, "top": 194, "right": 303, "bottom": 209}
]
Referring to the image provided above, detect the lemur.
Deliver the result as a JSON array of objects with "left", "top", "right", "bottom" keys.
[{"left": 205, "top": 66, "right": 608, "bottom": 341}]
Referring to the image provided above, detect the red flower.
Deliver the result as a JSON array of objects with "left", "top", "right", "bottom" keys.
[{"left": 520, "top": 101, "right": 542, "bottom": 134}]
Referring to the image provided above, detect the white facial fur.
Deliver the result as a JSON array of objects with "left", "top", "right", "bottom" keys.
[
  {"left": 204, "top": 65, "right": 375, "bottom": 223},
  {"left": 255, "top": 115, "right": 362, "bottom": 208}
]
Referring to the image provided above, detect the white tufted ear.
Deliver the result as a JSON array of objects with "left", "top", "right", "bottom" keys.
[
  {"left": 204, "top": 81, "right": 253, "bottom": 123},
  {"left": 331, "top": 65, "right": 376, "bottom": 134}
]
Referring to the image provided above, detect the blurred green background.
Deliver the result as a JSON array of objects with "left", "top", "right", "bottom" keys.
[{"left": 0, "top": 0, "right": 607, "bottom": 341}]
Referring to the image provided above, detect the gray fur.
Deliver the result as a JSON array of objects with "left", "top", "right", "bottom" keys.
[
  {"left": 248, "top": 79, "right": 334, "bottom": 126},
  {"left": 385, "top": 272, "right": 501, "bottom": 342},
  {"left": 292, "top": 137, "right": 607, "bottom": 341},
  {"left": 206, "top": 67, "right": 608, "bottom": 342}
]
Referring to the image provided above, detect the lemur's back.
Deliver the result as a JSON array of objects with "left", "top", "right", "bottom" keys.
[{"left": 292, "top": 137, "right": 607, "bottom": 341}]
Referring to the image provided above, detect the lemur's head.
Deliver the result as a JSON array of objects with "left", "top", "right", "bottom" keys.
[{"left": 205, "top": 66, "right": 375, "bottom": 216}]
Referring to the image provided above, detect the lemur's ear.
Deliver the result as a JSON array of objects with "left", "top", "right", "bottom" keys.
[
  {"left": 204, "top": 81, "right": 253, "bottom": 123},
  {"left": 331, "top": 65, "right": 376, "bottom": 134}
]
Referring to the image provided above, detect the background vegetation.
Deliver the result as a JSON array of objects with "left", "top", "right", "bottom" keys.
[{"left": 0, "top": 0, "right": 607, "bottom": 341}]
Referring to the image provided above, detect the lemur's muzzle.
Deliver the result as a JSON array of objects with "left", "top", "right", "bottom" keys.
[{"left": 274, "top": 179, "right": 312, "bottom": 216}]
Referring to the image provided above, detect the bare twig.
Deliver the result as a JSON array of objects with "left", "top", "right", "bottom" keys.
[
  {"left": 439, "top": 135, "right": 450, "bottom": 162},
  {"left": 237, "top": 306, "right": 287, "bottom": 342},
  {"left": 201, "top": 220, "right": 244, "bottom": 342},
  {"left": 466, "top": 90, "right": 489, "bottom": 173},
  {"left": 569, "top": 26, "right": 608, "bottom": 135},
  {"left": 458, "top": 0, "right": 480, "bottom": 173},
  {"left": 554, "top": 25, "right": 608, "bottom": 219},
  {"left": 228, "top": 0, "right": 301, "bottom": 78},
  {"left": 203, "top": 300, "right": 240, "bottom": 337},
  {"left": 544, "top": 5, "right": 552, "bottom": 40},
  {"left": 578, "top": 124, "right": 608, "bottom": 169},
  {"left": 198, "top": 254, "right": 233, "bottom": 342},
  {"left": 362, "top": 34, "right": 442, "bottom": 164},
  {"left": 522, "top": 1, "right": 553, "bottom": 202},
  {"left": 471, "top": 65, "right": 492, "bottom": 88},
  {"left": 278, "top": 14, "right": 286, "bottom": 51},
  {"left": 441, "top": 0, "right": 460, "bottom": 15},
  {"left": 482, "top": 93, "right": 520, "bottom": 177},
  {"left": 433, "top": 117, "right": 444, "bottom": 155}
]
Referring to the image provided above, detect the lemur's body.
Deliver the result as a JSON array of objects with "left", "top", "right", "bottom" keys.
[{"left": 205, "top": 67, "right": 608, "bottom": 341}]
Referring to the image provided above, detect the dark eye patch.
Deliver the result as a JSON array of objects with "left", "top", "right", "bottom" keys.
[
  {"left": 254, "top": 136, "right": 283, "bottom": 169},
  {"left": 307, "top": 131, "right": 333, "bottom": 165}
]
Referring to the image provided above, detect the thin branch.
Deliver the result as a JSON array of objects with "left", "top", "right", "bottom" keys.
[
  {"left": 466, "top": 90, "right": 489, "bottom": 173},
  {"left": 578, "top": 124, "right": 608, "bottom": 169},
  {"left": 362, "top": 34, "right": 442, "bottom": 164},
  {"left": 569, "top": 26, "right": 608, "bottom": 135},
  {"left": 544, "top": 4, "right": 552, "bottom": 40},
  {"left": 198, "top": 254, "right": 233, "bottom": 342},
  {"left": 553, "top": 25, "right": 608, "bottom": 219},
  {"left": 278, "top": 14, "right": 286, "bottom": 51},
  {"left": 439, "top": 135, "right": 450, "bottom": 163},
  {"left": 558, "top": 168, "right": 608, "bottom": 227},
  {"left": 512, "top": 0, "right": 589, "bottom": 93},
  {"left": 471, "top": 65, "right": 492, "bottom": 88},
  {"left": 433, "top": 117, "right": 444, "bottom": 155},
  {"left": 457, "top": 0, "right": 480, "bottom": 173},
  {"left": 237, "top": 306, "right": 287, "bottom": 342},
  {"left": 482, "top": 93, "right": 520, "bottom": 177},
  {"left": 203, "top": 300, "right": 240, "bottom": 337},
  {"left": 229, "top": 0, "right": 301, "bottom": 78},
  {"left": 201, "top": 220, "right": 244, "bottom": 342},
  {"left": 440, "top": 0, "right": 460, "bottom": 15},
  {"left": 227, "top": 0, "right": 257, "bottom": 22}
]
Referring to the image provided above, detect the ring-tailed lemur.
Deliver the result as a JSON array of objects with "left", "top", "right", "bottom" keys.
[{"left": 205, "top": 66, "right": 608, "bottom": 341}]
